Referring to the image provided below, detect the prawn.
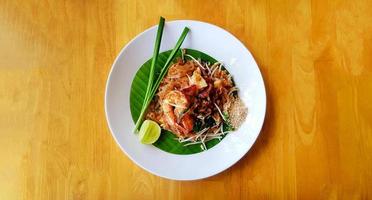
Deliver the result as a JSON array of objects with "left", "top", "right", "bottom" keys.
[{"left": 162, "top": 90, "right": 194, "bottom": 136}]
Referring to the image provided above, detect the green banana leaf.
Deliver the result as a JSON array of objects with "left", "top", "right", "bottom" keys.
[{"left": 130, "top": 49, "right": 229, "bottom": 154}]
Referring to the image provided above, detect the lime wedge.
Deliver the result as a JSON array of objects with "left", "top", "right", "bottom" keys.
[{"left": 138, "top": 120, "right": 161, "bottom": 144}]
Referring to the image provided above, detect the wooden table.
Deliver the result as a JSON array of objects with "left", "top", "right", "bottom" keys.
[{"left": 1, "top": 0, "right": 371, "bottom": 199}]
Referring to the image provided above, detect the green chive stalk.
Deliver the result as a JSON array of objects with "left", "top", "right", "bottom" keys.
[{"left": 143, "top": 17, "right": 165, "bottom": 104}]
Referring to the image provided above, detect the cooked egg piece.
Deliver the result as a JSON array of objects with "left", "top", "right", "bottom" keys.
[{"left": 190, "top": 68, "right": 207, "bottom": 89}]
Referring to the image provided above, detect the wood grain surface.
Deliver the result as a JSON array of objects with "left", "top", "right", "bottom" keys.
[{"left": 1, "top": 0, "right": 372, "bottom": 199}]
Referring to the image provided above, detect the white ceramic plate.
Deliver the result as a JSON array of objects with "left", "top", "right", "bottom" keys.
[{"left": 105, "top": 20, "right": 266, "bottom": 180}]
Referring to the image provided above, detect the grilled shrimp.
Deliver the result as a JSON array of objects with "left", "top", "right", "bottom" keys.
[{"left": 162, "top": 90, "right": 193, "bottom": 136}]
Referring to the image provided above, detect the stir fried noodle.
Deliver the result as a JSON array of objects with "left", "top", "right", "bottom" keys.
[{"left": 146, "top": 51, "right": 246, "bottom": 149}]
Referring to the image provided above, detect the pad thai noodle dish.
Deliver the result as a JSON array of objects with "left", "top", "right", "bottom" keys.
[{"left": 146, "top": 50, "right": 247, "bottom": 149}]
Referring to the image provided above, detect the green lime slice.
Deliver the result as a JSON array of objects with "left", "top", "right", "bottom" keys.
[{"left": 138, "top": 120, "right": 161, "bottom": 144}]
